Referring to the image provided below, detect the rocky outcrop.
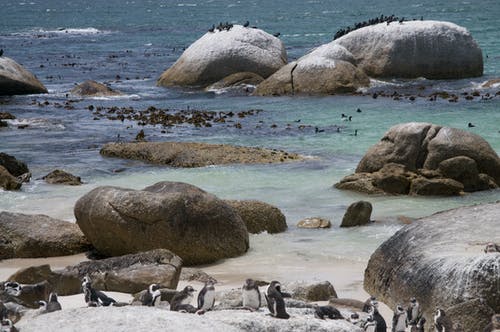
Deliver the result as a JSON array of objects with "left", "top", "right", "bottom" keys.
[
  {"left": 0, "top": 153, "right": 30, "bottom": 190},
  {"left": 335, "top": 123, "right": 500, "bottom": 195},
  {"left": 0, "top": 165, "right": 22, "bottom": 190},
  {"left": 340, "top": 201, "right": 372, "bottom": 227},
  {"left": 42, "top": 169, "right": 82, "bottom": 185},
  {"left": 0, "top": 212, "right": 91, "bottom": 259},
  {"left": 8, "top": 249, "right": 182, "bottom": 295},
  {"left": 100, "top": 141, "right": 302, "bottom": 167},
  {"left": 206, "top": 72, "right": 264, "bottom": 91},
  {"left": 70, "top": 80, "right": 121, "bottom": 97},
  {"left": 158, "top": 25, "right": 286, "bottom": 88},
  {"left": 225, "top": 200, "right": 287, "bottom": 234},
  {"left": 286, "top": 281, "right": 338, "bottom": 301},
  {"left": 364, "top": 202, "right": 500, "bottom": 331},
  {"left": 296, "top": 217, "right": 331, "bottom": 229},
  {"left": 255, "top": 43, "right": 369, "bottom": 96},
  {"left": 0, "top": 153, "right": 29, "bottom": 177},
  {"left": 334, "top": 20, "right": 483, "bottom": 79},
  {"left": 75, "top": 181, "right": 249, "bottom": 265},
  {"left": 0, "top": 57, "right": 47, "bottom": 95}
]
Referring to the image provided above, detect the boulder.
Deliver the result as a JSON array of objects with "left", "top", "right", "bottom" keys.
[
  {"left": 255, "top": 43, "right": 369, "bottom": 96},
  {"left": 286, "top": 281, "right": 338, "bottom": 301},
  {"left": 74, "top": 181, "right": 249, "bottom": 265},
  {"left": 334, "top": 20, "right": 483, "bottom": 79},
  {"left": 206, "top": 72, "right": 264, "bottom": 91},
  {"left": 0, "top": 57, "right": 47, "bottom": 95},
  {"left": 225, "top": 200, "right": 287, "bottom": 234},
  {"left": 0, "top": 212, "right": 92, "bottom": 259},
  {"left": 340, "top": 201, "right": 372, "bottom": 227},
  {"left": 0, "top": 112, "right": 16, "bottom": 120},
  {"left": 0, "top": 153, "right": 29, "bottom": 177},
  {"left": 446, "top": 299, "right": 495, "bottom": 332},
  {"left": 100, "top": 141, "right": 302, "bottom": 167},
  {"left": 179, "top": 268, "right": 216, "bottom": 283},
  {"left": 335, "top": 123, "right": 500, "bottom": 195},
  {"left": 70, "top": 80, "right": 121, "bottom": 97},
  {"left": 364, "top": 202, "right": 500, "bottom": 330},
  {"left": 296, "top": 217, "right": 331, "bottom": 229},
  {"left": 42, "top": 169, "right": 82, "bottom": 185},
  {"left": 158, "top": 25, "right": 287, "bottom": 88},
  {"left": 0, "top": 165, "right": 22, "bottom": 190}
]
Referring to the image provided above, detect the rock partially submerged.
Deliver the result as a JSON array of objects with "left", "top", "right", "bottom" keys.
[
  {"left": 0, "top": 165, "right": 22, "bottom": 190},
  {"left": 340, "top": 201, "right": 372, "bottom": 227},
  {"left": 42, "top": 169, "right": 82, "bottom": 185},
  {"left": 158, "top": 25, "right": 286, "bottom": 88},
  {"left": 225, "top": 200, "right": 287, "bottom": 234},
  {"left": 364, "top": 202, "right": 500, "bottom": 330},
  {"left": 0, "top": 212, "right": 91, "bottom": 259},
  {"left": 334, "top": 20, "right": 483, "bottom": 79},
  {"left": 296, "top": 217, "right": 331, "bottom": 229},
  {"left": 335, "top": 122, "right": 500, "bottom": 195},
  {"left": 100, "top": 141, "right": 302, "bottom": 167},
  {"left": 0, "top": 57, "right": 47, "bottom": 95},
  {"left": 70, "top": 80, "right": 121, "bottom": 97},
  {"left": 75, "top": 181, "right": 249, "bottom": 265}
]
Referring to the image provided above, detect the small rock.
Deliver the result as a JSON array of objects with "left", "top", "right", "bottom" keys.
[
  {"left": 340, "top": 201, "right": 373, "bottom": 227},
  {"left": 180, "top": 268, "right": 216, "bottom": 283},
  {"left": 70, "top": 80, "right": 122, "bottom": 97},
  {"left": 286, "top": 281, "right": 338, "bottom": 301},
  {"left": 225, "top": 200, "right": 287, "bottom": 234},
  {"left": 42, "top": 169, "right": 82, "bottom": 185},
  {"left": 296, "top": 217, "right": 331, "bottom": 229}
]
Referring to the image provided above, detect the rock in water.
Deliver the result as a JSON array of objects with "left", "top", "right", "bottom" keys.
[
  {"left": 0, "top": 165, "right": 22, "bottom": 190},
  {"left": 225, "top": 200, "right": 287, "bottom": 234},
  {"left": 157, "top": 25, "right": 287, "bottom": 88},
  {"left": 340, "top": 201, "right": 372, "bottom": 227},
  {"left": 42, "top": 169, "right": 82, "bottom": 185},
  {"left": 334, "top": 20, "right": 483, "bottom": 79},
  {"left": 296, "top": 217, "right": 331, "bottom": 229},
  {"left": 364, "top": 202, "right": 500, "bottom": 329},
  {"left": 70, "top": 80, "right": 122, "bottom": 97},
  {"left": 0, "top": 153, "right": 29, "bottom": 177},
  {"left": 74, "top": 181, "right": 249, "bottom": 265},
  {"left": 0, "top": 57, "right": 47, "bottom": 95}
]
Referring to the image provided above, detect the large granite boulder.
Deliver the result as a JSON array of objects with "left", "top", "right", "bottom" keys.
[
  {"left": 70, "top": 80, "right": 122, "bottom": 97},
  {"left": 0, "top": 57, "right": 48, "bottom": 95},
  {"left": 364, "top": 202, "right": 500, "bottom": 331},
  {"left": 100, "top": 141, "right": 302, "bottom": 167},
  {"left": 255, "top": 43, "right": 369, "bottom": 96},
  {"left": 334, "top": 20, "right": 483, "bottom": 79},
  {"left": 75, "top": 181, "right": 249, "bottom": 265},
  {"left": 0, "top": 212, "right": 92, "bottom": 259},
  {"left": 158, "top": 25, "right": 287, "bottom": 88},
  {"left": 225, "top": 200, "right": 287, "bottom": 234},
  {"left": 335, "top": 123, "right": 500, "bottom": 195},
  {"left": 8, "top": 249, "right": 182, "bottom": 295}
]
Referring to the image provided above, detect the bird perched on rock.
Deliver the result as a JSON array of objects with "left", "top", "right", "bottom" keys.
[
  {"left": 392, "top": 304, "right": 407, "bottom": 332},
  {"left": 273, "top": 32, "right": 280, "bottom": 37},
  {"left": 0, "top": 319, "right": 18, "bottom": 332},
  {"left": 434, "top": 308, "right": 453, "bottom": 332},
  {"left": 348, "top": 312, "right": 364, "bottom": 327},
  {"left": 468, "top": 122, "right": 475, "bottom": 128},
  {"left": 81, "top": 276, "right": 116, "bottom": 307},
  {"left": 197, "top": 280, "right": 215, "bottom": 312},
  {"left": 242, "top": 278, "right": 261, "bottom": 311},
  {"left": 484, "top": 242, "right": 500, "bottom": 253},
  {"left": 265, "top": 280, "right": 289, "bottom": 319},
  {"left": 243, "top": 21, "right": 250, "bottom": 27},
  {"left": 208, "top": 24, "right": 215, "bottom": 33},
  {"left": 36, "top": 293, "right": 62, "bottom": 314},
  {"left": 3, "top": 283, "right": 21, "bottom": 297},
  {"left": 170, "top": 286, "right": 197, "bottom": 313},
  {"left": 363, "top": 296, "right": 377, "bottom": 312},
  {"left": 368, "top": 304, "right": 387, "bottom": 332},
  {"left": 313, "top": 304, "right": 343, "bottom": 319},
  {"left": 0, "top": 49, "right": 4, "bottom": 57},
  {"left": 141, "top": 284, "right": 161, "bottom": 306},
  {"left": 364, "top": 315, "right": 377, "bottom": 332}
]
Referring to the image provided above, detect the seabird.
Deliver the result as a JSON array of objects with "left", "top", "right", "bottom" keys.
[
  {"left": 243, "top": 21, "right": 250, "bottom": 27},
  {"left": 81, "top": 276, "right": 116, "bottom": 307},
  {"left": 434, "top": 308, "right": 454, "bottom": 332},
  {"left": 242, "top": 278, "right": 261, "bottom": 311},
  {"left": 197, "top": 280, "right": 215, "bottom": 312},
  {"left": 208, "top": 25, "right": 215, "bottom": 33},
  {"left": 265, "top": 281, "right": 289, "bottom": 319},
  {"left": 315, "top": 127, "right": 324, "bottom": 133},
  {"left": 170, "top": 286, "right": 197, "bottom": 312},
  {"left": 142, "top": 284, "right": 161, "bottom": 306},
  {"left": 313, "top": 304, "right": 343, "bottom": 319},
  {"left": 273, "top": 32, "right": 280, "bottom": 37},
  {"left": 468, "top": 122, "right": 475, "bottom": 128},
  {"left": 356, "top": 108, "right": 362, "bottom": 113}
]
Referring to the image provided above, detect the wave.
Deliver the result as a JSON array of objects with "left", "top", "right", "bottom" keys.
[
  {"left": 5, "top": 118, "right": 66, "bottom": 130},
  {"left": 11, "top": 27, "right": 111, "bottom": 38}
]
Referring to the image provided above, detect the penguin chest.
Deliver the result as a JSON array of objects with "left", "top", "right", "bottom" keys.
[
  {"left": 395, "top": 314, "right": 406, "bottom": 331},
  {"left": 200, "top": 290, "right": 215, "bottom": 310},
  {"left": 365, "top": 324, "right": 376, "bottom": 332},
  {"left": 180, "top": 294, "right": 193, "bottom": 305},
  {"left": 242, "top": 289, "right": 260, "bottom": 309}
]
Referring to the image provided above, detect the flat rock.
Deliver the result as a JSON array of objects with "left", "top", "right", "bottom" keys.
[
  {"left": 42, "top": 169, "right": 82, "bottom": 185},
  {"left": 158, "top": 25, "right": 286, "bottom": 88},
  {"left": 0, "top": 212, "right": 91, "bottom": 259},
  {"left": 0, "top": 57, "right": 47, "bottom": 95},
  {"left": 296, "top": 217, "right": 331, "bottom": 229},
  {"left": 225, "top": 200, "right": 287, "bottom": 234},
  {"left": 100, "top": 141, "right": 302, "bottom": 167},
  {"left": 70, "top": 80, "right": 121, "bottom": 97},
  {"left": 364, "top": 202, "right": 500, "bottom": 330},
  {"left": 334, "top": 20, "right": 483, "bottom": 78}
]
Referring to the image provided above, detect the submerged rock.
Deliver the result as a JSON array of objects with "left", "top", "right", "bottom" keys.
[
  {"left": 42, "top": 169, "right": 82, "bottom": 185},
  {"left": 70, "top": 80, "right": 121, "bottom": 97},
  {"left": 334, "top": 20, "right": 483, "bottom": 79},
  {"left": 364, "top": 202, "right": 500, "bottom": 330},
  {"left": 0, "top": 57, "right": 47, "bottom": 95},
  {"left": 225, "top": 199, "right": 287, "bottom": 234},
  {"left": 158, "top": 25, "right": 286, "bottom": 88},
  {"left": 75, "top": 181, "right": 249, "bottom": 265}
]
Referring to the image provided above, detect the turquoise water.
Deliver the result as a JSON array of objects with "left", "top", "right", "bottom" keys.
[{"left": 0, "top": 0, "right": 499, "bottom": 280}]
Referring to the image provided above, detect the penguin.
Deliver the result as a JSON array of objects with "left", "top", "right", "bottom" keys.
[
  {"left": 265, "top": 281, "right": 289, "bottom": 319},
  {"left": 392, "top": 304, "right": 407, "bottom": 332},
  {"left": 170, "top": 286, "right": 196, "bottom": 312},
  {"left": 348, "top": 312, "right": 364, "bottom": 327},
  {"left": 142, "top": 284, "right": 161, "bottom": 306},
  {"left": 363, "top": 296, "right": 377, "bottom": 312},
  {"left": 484, "top": 242, "right": 500, "bottom": 253},
  {"left": 315, "top": 127, "right": 324, "bottom": 133},
  {"left": 411, "top": 317, "right": 426, "bottom": 332},
  {"left": 364, "top": 315, "right": 377, "bottom": 332},
  {"left": 81, "top": 276, "right": 116, "bottom": 307},
  {"left": 273, "top": 32, "right": 280, "bottom": 37},
  {"left": 0, "top": 319, "right": 18, "bottom": 332},
  {"left": 313, "top": 304, "right": 343, "bottom": 319},
  {"left": 434, "top": 308, "right": 453, "bottom": 332},
  {"left": 197, "top": 280, "right": 215, "bottom": 312},
  {"left": 468, "top": 122, "right": 475, "bottom": 128},
  {"left": 0, "top": 302, "right": 6, "bottom": 321},
  {"left": 242, "top": 278, "right": 261, "bottom": 311},
  {"left": 46, "top": 292, "right": 62, "bottom": 312},
  {"left": 356, "top": 108, "right": 362, "bottom": 113},
  {"left": 208, "top": 24, "right": 215, "bottom": 33},
  {"left": 369, "top": 305, "right": 387, "bottom": 332},
  {"left": 3, "top": 283, "right": 21, "bottom": 297},
  {"left": 243, "top": 21, "right": 250, "bottom": 27},
  {"left": 407, "top": 297, "right": 422, "bottom": 325}
]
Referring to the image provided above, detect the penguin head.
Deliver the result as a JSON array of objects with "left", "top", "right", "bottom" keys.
[
  {"left": 435, "top": 308, "right": 445, "bottom": 317},
  {"left": 269, "top": 280, "right": 281, "bottom": 292},
  {"left": 244, "top": 278, "right": 256, "bottom": 288},
  {"left": 1, "top": 319, "right": 13, "bottom": 328},
  {"left": 37, "top": 300, "right": 47, "bottom": 309},
  {"left": 396, "top": 304, "right": 404, "bottom": 312},
  {"left": 4, "top": 282, "right": 22, "bottom": 297},
  {"left": 205, "top": 280, "right": 216, "bottom": 290},
  {"left": 410, "top": 297, "right": 417, "bottom": 304},
  {"left": 149, "top": 284, "right": 160, "bottom": 293},
  {"left": 48, "top": 292, "right": 58, "bottom": 303},
  {"left": 183, "top": 285, "right": 196, "bottom": 294}
]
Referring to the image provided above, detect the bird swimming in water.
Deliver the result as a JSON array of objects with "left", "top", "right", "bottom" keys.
[{"left": 468, "top": 122, "right": 475, "bottom": 128}]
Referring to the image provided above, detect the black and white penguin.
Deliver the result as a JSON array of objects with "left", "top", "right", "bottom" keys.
[
  {"left": 411, "top": 317, "right": 426, "bottom": 332},
  {"left": 0, "top": 49, "right": 3, "bottom": 57},
  {"left": 392, "top": 304, "right": 407, "bottom": 332},
  {"left": 407, "top": 297, "right": 422, "bottom": 325},
  {"left": 3, "top": 282, "right": 21, "bottom": 297},
  {"left": 484, "top": 242, "right": 500, "bottom": 253},
  {"left": 46, "top": 292, "right": 62, "bottom": 312},
  {"left": 170, "top": 286, "right": 196, "bottom": 312},
  {"left": 208, "top": 24, "right": 215, "bottom": 33},
  {"left": 197, "top": 280, "right": 215, "bottom": 312},
  {"left": 363, "top": 296, "right": 377, "bottom": 312},
  {"left": 434, "top": 308, "right": 453, "bottom": 332},
  {"left": 468, "top": 122, "right": 475, "bottom": 128},
  {"left": 273, "top": 32, "right": 280, "bottom": 37},
  {"left": 242, "top": 279, "right": 261, "bottom": 311},
  {"left": 0, "top": 302, "right": 6, "bottom": 321},
  {"left": 369, "top": 305, "right": 387, "bottom": 332},
  {"left": 364, "top": 315, "right": 377, "bottom": 332},
  {"left": 265, "top": 281, "right": 289, "bottom": 319},
  {"left": 1, "top": 318, "right": 18, "bottom": 332},
  {"left": 81, "top": 276, "right": 116, "bottom": 307},
  {"left": 142, "top": 284, "right": 161, "bottom": 306},
  {"left": 348, "top": 312, "right": 364, "bottom": 327},
  {"left": 313, "top": 304, "right": 343, "bottom": 319}
]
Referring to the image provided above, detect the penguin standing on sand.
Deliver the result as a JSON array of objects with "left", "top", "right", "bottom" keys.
[
  {"left": 369, "top": 305, "right": 387, "bottom": 332},
  {"left": 364, "top": 315, "right": 377, "bottom": 332},
  {"left": 313, "top": 304, "right": 344, "bottom": 319},
  {"left": 197, "top": 280, "right": 215, "bottom": 312},
  {"left": 46, "top": 292, "right": 62, "bottom": 312},
  {"left": 242, "top": 278, "right": 261, "bottom": 311},
  {"left": 407, "top": 297, "right": 422, "bottom": 325},
  {"left": 142, "top": 284, "right": 161, "bottom": 306},
  {"left": 37, "top": 298, "right": 61, "bottom": 314},
  {"left": 81, "top": 276, "right": 116, "bottom": 307},
  {"left": 265, "top": 281, "right": 289, "bottom": 319},
  {"left": 392, "top": 304, "right": 407, "bottom": 332},
  {"left": 411, "top": 317, "right": 426, "bottom": 332},
  {"left": 170, "top": 286, "right": 197, "bottom": 313},
  {"left": 434, "top": 308, "right": 453, "bottom": 332}
]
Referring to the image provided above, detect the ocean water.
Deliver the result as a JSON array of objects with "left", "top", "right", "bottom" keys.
[{"left": 1, "top": 0, "right": 499, "bottom": 283}]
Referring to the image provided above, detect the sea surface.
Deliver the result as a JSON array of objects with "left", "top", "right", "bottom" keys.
[{"left": 1, "top": 0, "right": 499, "bottom": 285}]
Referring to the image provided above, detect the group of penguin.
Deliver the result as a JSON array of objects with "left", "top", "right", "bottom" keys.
[{"left": 207, "top": 21, "right": 280, "bottom": 37}]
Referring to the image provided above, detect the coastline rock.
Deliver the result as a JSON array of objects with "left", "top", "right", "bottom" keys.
[
  {"left": 0, "top": 153, "right": 29, "bottom": 177},
  {"left": 225, "top": 200, "right": 287, "bottom": 234},
  {"left": 334, "top": 20, "right": 483, "bottom": 79},
  {"left": 482, "top": 78, "right": 500, "bottom": 88},
  {"left": 0, "top": 165, "right": 22, "bottom": 190},
  {"left": 0, "top": 57, "right": 48, "bottom": 95},
  {"left": 158, "top": 25, "right": 286, "bottom": 88},
  {"left": 364, "top": 202, "right": 500, "bottom": 330},
  {"left": 75, "top": 181, "right": 249, "bottom": 265},
  {"left": 340, "top": 201, "right": 372, "bottom": 227},
  {"left": 255, "top": 43, "right": 369, "bottom": 96},
  {"left": 286, "top": 281, "right": 338, "bottom": 301},
  {"left": 70, "top": 80, "right": 121, "bottom": 97},
  {"left": 100, "top": 141, "right": 302, "bottom": 167},
  {"left": 335, "top": 122, "right": 500, "bottom": 195},
  {"left": 0, "top": 212, "right": 91, "bottom": 259},
  {"left": 206, "top": 72, "right": 264, "bottom": 91},
  {"left": 296, "top": 217, "right": 331, "bottom": 229},
  {"left": 0, "top": 112, "right": 16, "bottom": 120},
  {"left": 42, "top": 169, "right": 82, "bottom": 185}
]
